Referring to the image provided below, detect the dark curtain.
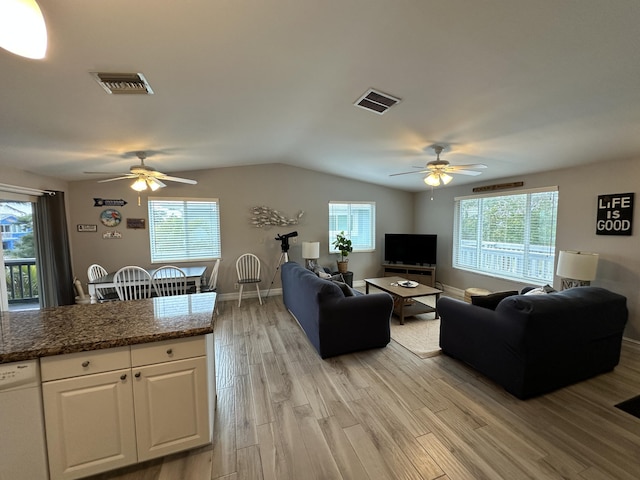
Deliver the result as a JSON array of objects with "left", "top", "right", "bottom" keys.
[{"left": 34, "top": 191, "right": 75, "bottom": 307}]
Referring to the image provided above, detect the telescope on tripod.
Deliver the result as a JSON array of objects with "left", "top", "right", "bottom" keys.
[
  {"left": 265, "top": 231, "right": 298, "bottom": 299},
  {"left": 275, "top": 231, "right": 298, "bottom": 259}
]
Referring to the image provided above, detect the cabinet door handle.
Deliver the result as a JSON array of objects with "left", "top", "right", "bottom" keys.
[
  {"left": 120, "top": 374, "right": 127, "bottom": 381},
  {"left": 166, "top": 348, "right": 173, "bottom": 355},
  {"left": 82, "top": 361, "right": 90, "bottom": 368},
  {"left": 134, "top": 372, "right": 141, "bottom": 378}
]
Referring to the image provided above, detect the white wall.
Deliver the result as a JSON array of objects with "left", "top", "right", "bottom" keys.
[
  {"left": 67, "top": 163, "right": 414, "bottom": 296},
  {"left": 415, "top": 157, "right": 640, "bottom": 341}
]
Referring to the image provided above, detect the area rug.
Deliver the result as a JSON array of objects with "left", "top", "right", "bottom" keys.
[
  {"left": 390, "top": 314, "right": 441, "bottom": 359},
  {"left": 615, "top": 395, "right": 640, "bottom": 419}
]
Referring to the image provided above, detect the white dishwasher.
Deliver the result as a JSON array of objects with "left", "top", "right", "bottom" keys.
[{"left": 0, "top": 359, "right": 49, "bottom": 480}]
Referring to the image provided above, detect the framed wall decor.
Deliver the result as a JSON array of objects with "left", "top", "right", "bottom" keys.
[
  {"left": 596, "top": 192, "right": 634, "bottom": 236},
  {"left": 127, "top": 218, "right": 146, "bottom": 229},
  {"left": 100, "top": 208, "right": 122, "bottom": 227},
  {"left": 77, "top": 224, "right": 97, "bottom": 232}
]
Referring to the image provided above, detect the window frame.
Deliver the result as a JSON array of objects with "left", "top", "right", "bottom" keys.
[
  {"left": 147, "top": 197, "right": 221, "bottom": 264},
  {"left": 328, "top": 201, "right": 376, "bottom": 253},
  {"left": 452, "top": 186, "right": 558, "bottom": 284}
]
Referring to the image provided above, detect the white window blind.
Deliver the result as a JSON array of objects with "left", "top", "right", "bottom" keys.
[
  {"left": 453, "top": 187, "right": 558, "bottom": 283},
  {"left": 148, "top": 197, "right": 221, "bottom": 263},
  {"left": 328, "top": 202, "right": 376, "bottom": 252}
]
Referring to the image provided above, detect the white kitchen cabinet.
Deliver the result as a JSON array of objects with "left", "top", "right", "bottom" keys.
[
  {"left": 41, "top": 335, "right": 214, "bottom": 480},
  {"left": 42, "top": 368, "right": 137, "bottom": 479},
  {"left": 133, "top": 356, "right": 209, "bottom": 461}
]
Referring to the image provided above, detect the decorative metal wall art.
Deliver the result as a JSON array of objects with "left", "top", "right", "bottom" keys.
[{"left": 250, "top": 206, "right": 304, "bottom": 228}]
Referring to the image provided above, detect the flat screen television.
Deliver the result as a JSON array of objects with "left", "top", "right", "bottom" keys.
[{"left": 384, "top": 233, "right": 437, "bottom": 266}]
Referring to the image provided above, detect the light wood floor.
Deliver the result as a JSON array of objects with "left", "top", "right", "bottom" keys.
[{"left": 90, "top": 296, "right": 640, "bottom": 480}]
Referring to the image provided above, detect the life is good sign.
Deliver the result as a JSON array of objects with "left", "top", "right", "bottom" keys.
[{"left": 596, "top": 193, "right": 634, "bottom": 235}]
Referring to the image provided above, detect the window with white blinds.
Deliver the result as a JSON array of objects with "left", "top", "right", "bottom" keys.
[
  {"left": 453, "top": 187, "right": 558, "bottom": 283},
  {"left": 328, "top": 202, "right": 376, "bottom": 252},
  {"left": 148, "top": 197, "right": 221, "bottom": 263}
]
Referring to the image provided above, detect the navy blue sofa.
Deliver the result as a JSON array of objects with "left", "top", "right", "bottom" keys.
[
  {"left": 438, "top": 286, "right": 628, "bottom": 399},
  {"left": 281, "top": 261, "right": 393, "bottom": 358}
]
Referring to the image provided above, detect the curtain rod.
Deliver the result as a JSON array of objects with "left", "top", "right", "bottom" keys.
[{"left": 0, "top": 182, "right": 54, "bottom": 196}]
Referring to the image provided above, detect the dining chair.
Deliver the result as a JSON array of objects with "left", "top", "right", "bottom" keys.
[
  {"left": 87, "top": 263, "right": 119, "bottom": 301},
  {"left": 152, "top": 266, "right": 187, "bottom": 297},
  {"left": 236, "top": 253, "right": 262, "bottom": 307},
  {"left": 113, "top": 266, "right": 153, "bottom": 300}
]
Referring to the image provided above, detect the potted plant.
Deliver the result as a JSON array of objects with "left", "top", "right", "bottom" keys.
[{"left": 332, "top": 231, "right": 353, "bottom": 273}]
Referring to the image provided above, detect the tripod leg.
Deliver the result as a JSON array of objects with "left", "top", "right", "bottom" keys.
[{"left": 265, "top": 252, "right": 287, "bottom": 299}]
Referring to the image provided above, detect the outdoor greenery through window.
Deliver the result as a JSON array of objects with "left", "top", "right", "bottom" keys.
[
  {"left": 328, "top": 202, "right": 375, "bottom": 252},
  {"left": 453, "top": 187, "right": 558, "bottom": 284},
  {"left": 148, "top": 197, "right": 221, "bottom": 263},
  {"left": 1, "top": 201, "right": 38, "bottom": 305}
]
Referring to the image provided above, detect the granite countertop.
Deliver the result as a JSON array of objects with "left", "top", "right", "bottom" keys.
[{"left": 0, "top": 292, "right": 216, "bottom": 364}]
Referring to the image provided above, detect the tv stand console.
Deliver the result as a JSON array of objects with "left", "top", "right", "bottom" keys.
[{"left": 382, "top": 263, "right": 436, "bottom": 287}]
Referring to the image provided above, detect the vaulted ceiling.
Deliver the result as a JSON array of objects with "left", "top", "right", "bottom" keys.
[{"left": 1, "top": 1, "right": 639, "bottom": 191}]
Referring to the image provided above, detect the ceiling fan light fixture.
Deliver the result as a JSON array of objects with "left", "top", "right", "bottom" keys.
[
  {"left": 441, "top": 173, "right": 453, "bottom": 185},
  {"left": 424, "top": 174, "right": 440, "bottom": 187},
  {"left": 131, "top": 177, "right": 148, "bottom": 191},
  {"left": 0, "top": 0, "right": 47, "bottom": 59},
  {"left": 147, "top": 177, "right": 165, "bottom": 191}
]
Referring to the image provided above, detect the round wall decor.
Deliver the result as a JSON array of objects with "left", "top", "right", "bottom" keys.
[{"left": 100, "top": 208, "right": 122, "bottom": 227}]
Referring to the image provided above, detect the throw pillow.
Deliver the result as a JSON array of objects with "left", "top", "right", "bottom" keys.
[
  {"left": 332, "top": 280, "right": 354, "bottom": 297},
  {"left": 471, "top": 290, "right": 519, "bottom": 310},
  {"left": 523, "top": 287, "right": 547, "bottom": 296},
  {"left": 329, "top": 273, "right": 345, "bottom": 282}
]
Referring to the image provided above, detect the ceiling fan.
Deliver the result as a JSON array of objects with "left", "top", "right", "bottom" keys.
[
  {"left": 390, "top": 145, "right": 487, "bottom": 186},
  {"left": 84, "top": 151, "right": 197, "bottom": 191}
]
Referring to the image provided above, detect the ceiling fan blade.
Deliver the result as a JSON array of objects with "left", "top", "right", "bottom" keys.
[
  {"left": 157, "top": 175, "right": 198, "bottom": 184},
  {"left": 448, "top": 169, "right": 483, "bottom": 176},
  {"left": 447, "top": 163, "right": 487, "bottom": 170},
  {"left": 84, "top": 171, "right": 130, "bottom": 175},
  {"left": 389, "top": 170, "right": 429, "bottom": 177},
  {"left": 97, "top": 175, "right": 137, "bottom": 183}
]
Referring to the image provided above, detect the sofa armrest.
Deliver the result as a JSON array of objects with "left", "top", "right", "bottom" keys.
[
  {"left": 316, "top": 293, "right": 393, "bottom": 358},
  {"left": 438, "top": 296, "right": 524, "bottom": 388}
]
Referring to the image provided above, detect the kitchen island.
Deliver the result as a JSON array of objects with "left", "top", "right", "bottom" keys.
[{"left": 0, "top": 293, "right": 217, "bottom": 480}]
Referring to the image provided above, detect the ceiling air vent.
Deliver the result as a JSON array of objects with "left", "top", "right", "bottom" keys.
[
  {"left": 354, "top": 88, "right": 401, "bottom": 115},
  {"left": 90, "top": 72, "right": 154, "bottom": 95}
]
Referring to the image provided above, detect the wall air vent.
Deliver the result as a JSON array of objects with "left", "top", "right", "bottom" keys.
[
  {"left": 90, "top": 72, "right": 154, "bottom": 95},
  {"left": 353, "top": 88, "right": 401, "bottom": 115}
]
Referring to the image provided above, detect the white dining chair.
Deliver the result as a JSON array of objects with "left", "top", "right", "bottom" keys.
[
  {"left": 113, "top": 266, "right": 153, "bottom": 300},
  {"left": 202, "top": 259, "right": 220, "bottom": 293},
  {"left": 152, "top": 266, "right": 187, "bottom": 297},
  {"left": 236, "top": 253, "right": 262, "bottom": 307},
  {"left": 87, "top": 263, "right": 119, "bottom": 301}
]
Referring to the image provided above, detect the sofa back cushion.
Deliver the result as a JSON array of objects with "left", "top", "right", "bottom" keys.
[
  {"left": 471, "top": 290, "right": 518, "bottom": 310},
  {"left": 495, "top": 286, "right": 628, "bottom": 361}
]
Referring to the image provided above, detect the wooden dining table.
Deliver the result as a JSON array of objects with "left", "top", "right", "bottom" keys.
[{"left": 87, "top": 266, "right": 207, "bottom": 304}]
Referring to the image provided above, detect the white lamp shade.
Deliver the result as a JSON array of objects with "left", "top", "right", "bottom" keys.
[
  {"left": 302, "top": 241, "right": 320, "bottom": 259},
  {"left": 556, "top": 250, "right": 599, "bottom": 281},
  {"left": 0, "top": 0, "right": 48, "bottom": 59}
]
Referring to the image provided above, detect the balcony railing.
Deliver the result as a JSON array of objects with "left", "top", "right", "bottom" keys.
[
  {"left": 4, "top": 258, "right": 39, "bottom": 305},
  {"left": 457, "top": 241, "right": 555, "bottom": 283}
]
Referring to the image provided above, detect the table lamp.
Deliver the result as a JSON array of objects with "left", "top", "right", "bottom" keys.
[
  {"left": 302, "top": 241, "right": 320, "bottom": 270},
  {"left": 556, "top": 250, "right": 599, "bottom": 290}
]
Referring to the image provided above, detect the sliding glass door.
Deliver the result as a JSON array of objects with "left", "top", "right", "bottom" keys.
[{"left": 1, "top": 199, "right": 39, "bottom": 311}]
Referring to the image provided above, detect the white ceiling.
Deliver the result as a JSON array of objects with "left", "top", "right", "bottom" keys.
[{"left": 1, "top": 0, "right": 640, "bottom": 192}]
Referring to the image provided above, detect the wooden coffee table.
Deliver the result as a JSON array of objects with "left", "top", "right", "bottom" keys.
[{"left": 364, "top": 276, "right": 443, "bottom": 325}]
